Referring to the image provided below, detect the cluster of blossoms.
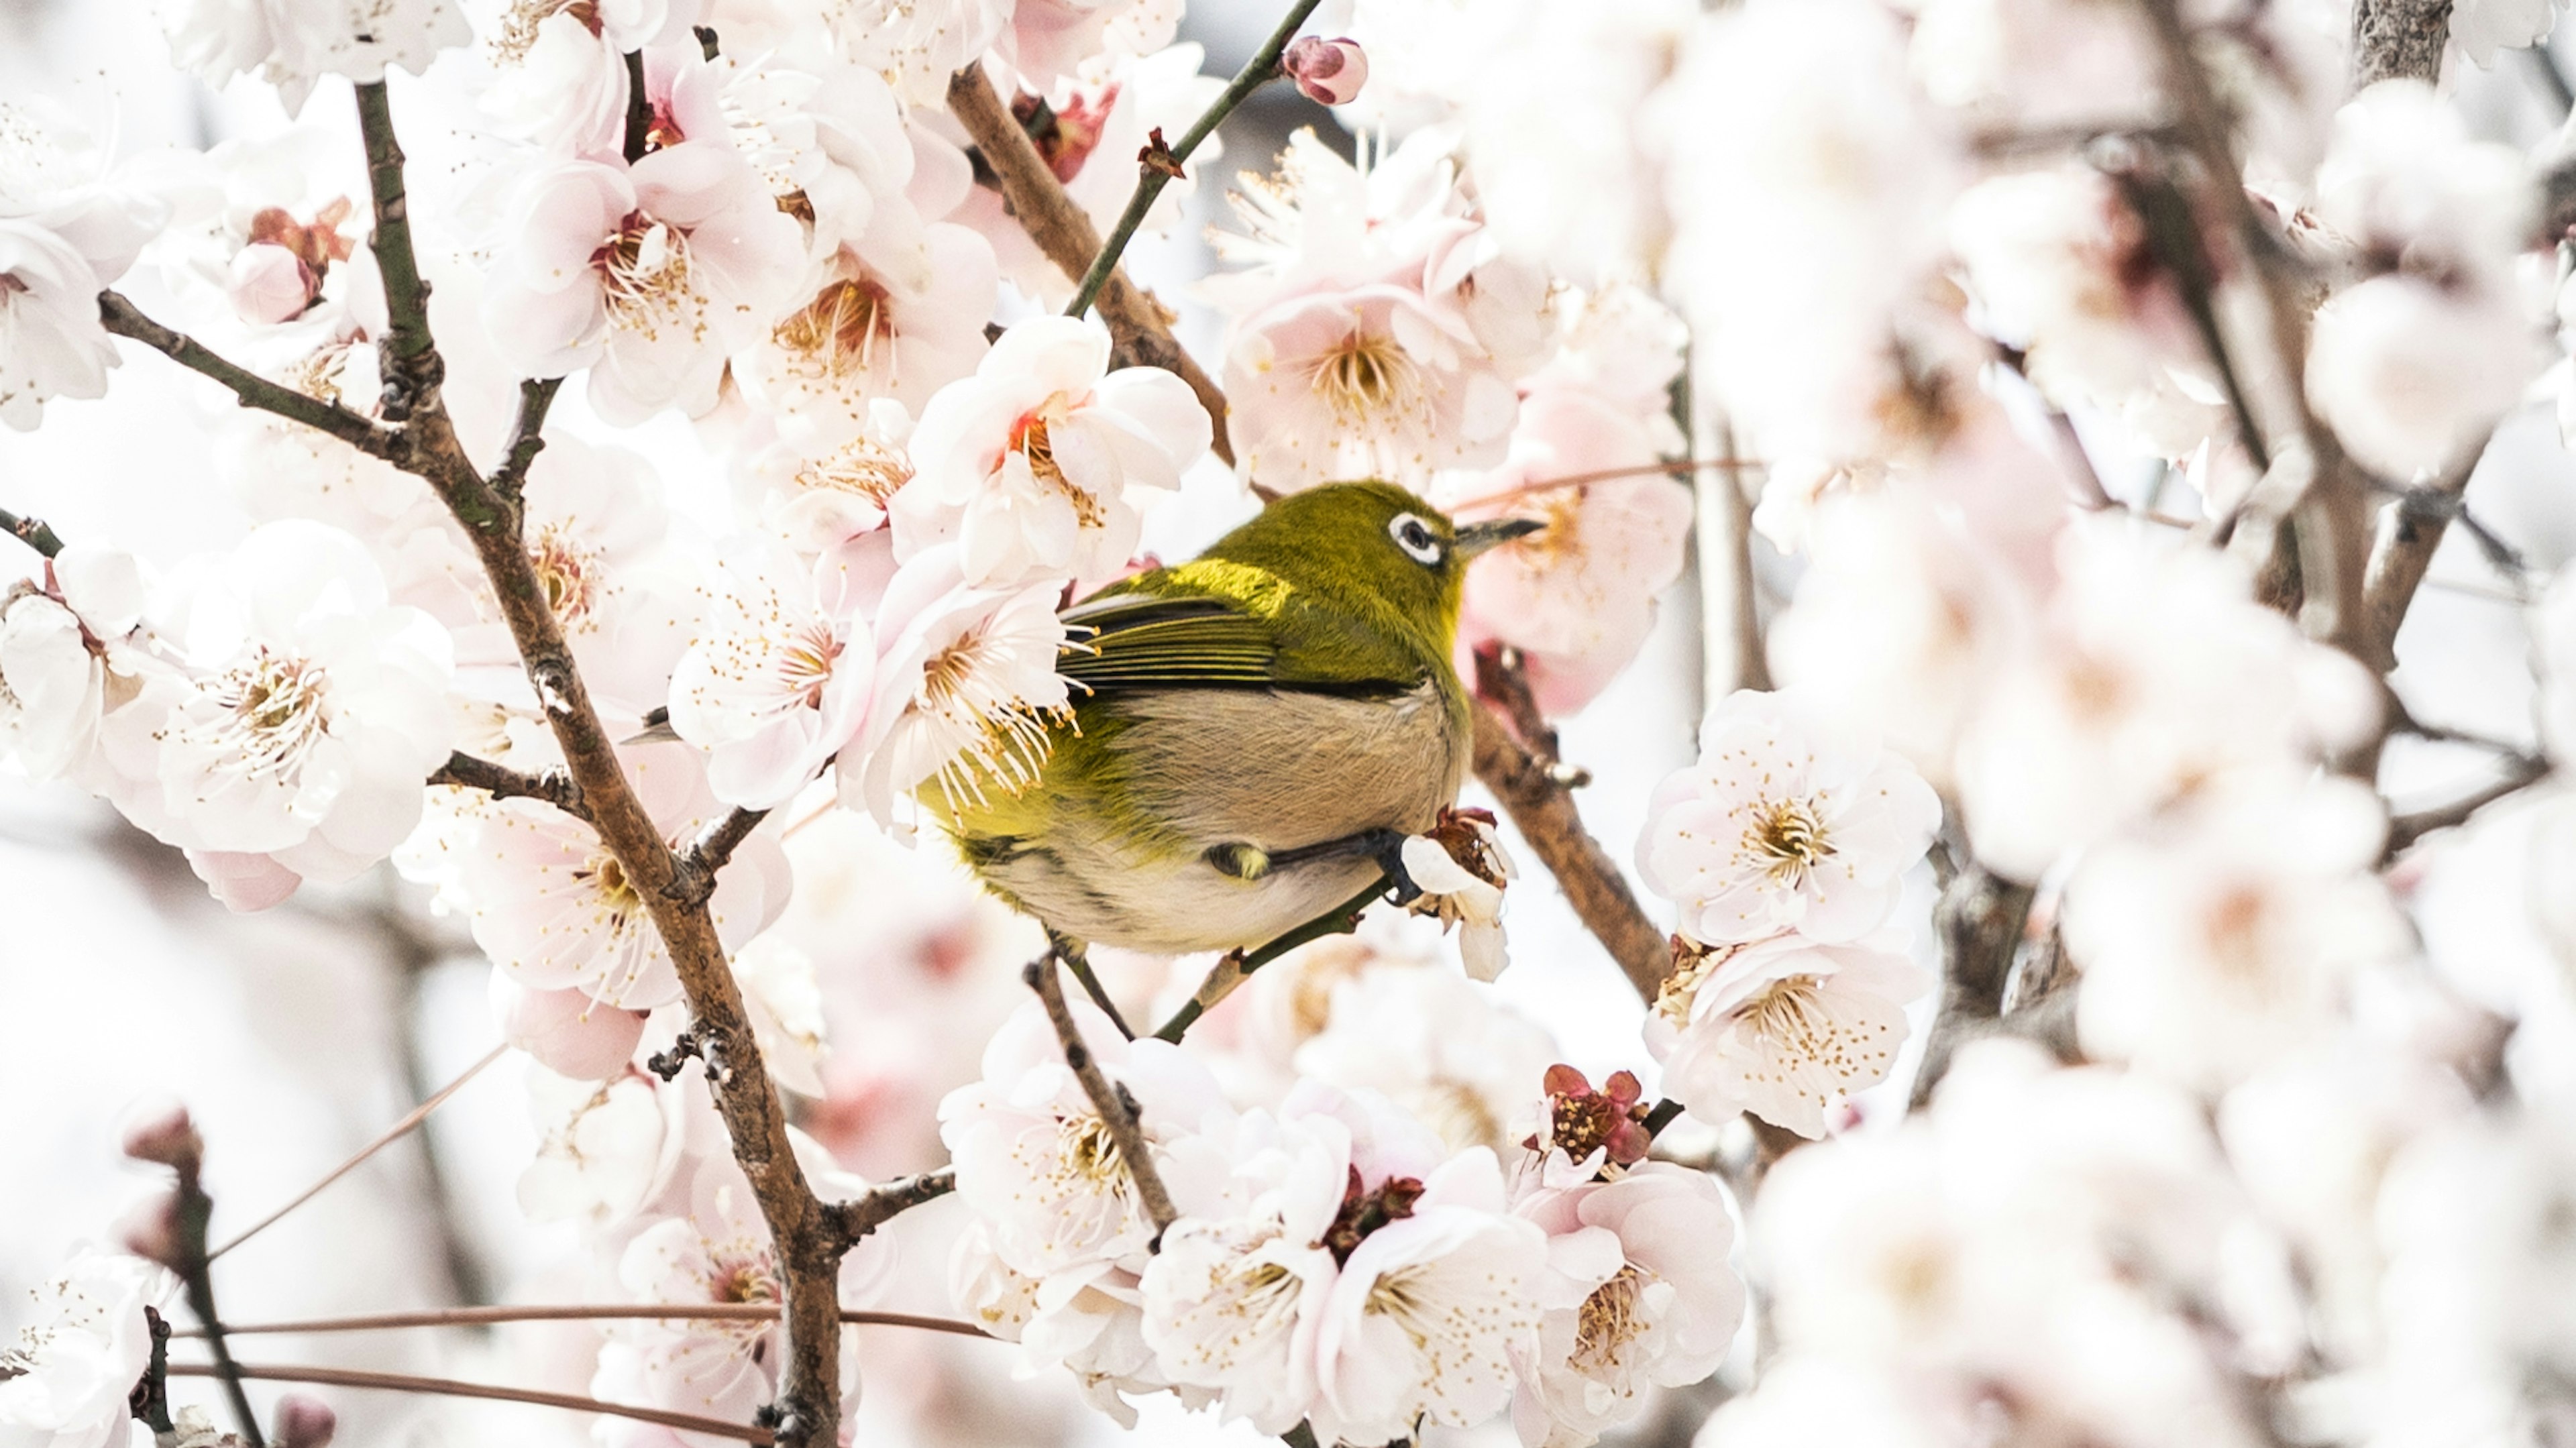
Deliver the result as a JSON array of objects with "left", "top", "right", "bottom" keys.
[
  {"left": 942, "top": 990, "right": 1743, "bottom": 1445},
  {"left": 13, "top": 0, "right": 2576, "bottom": 1445}
]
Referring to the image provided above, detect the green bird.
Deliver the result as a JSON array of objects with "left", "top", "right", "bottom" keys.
[{"left": 932, "top": 480, "right": 1540, "bottom": 956}]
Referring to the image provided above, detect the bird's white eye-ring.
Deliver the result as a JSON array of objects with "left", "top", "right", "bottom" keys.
[{"left": 1388, "top": 512, "right": 1444, "bottom": 565}]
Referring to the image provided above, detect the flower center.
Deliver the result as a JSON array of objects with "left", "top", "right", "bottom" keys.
[
  {"left": 592, "top": 213, "right": 700, "bottom": 336},
  {"left": 207, "top": 648, "right": 333, "bottom": 781},
  {"left": 774, "top": 622, "right": 842, "bottom": 710},
  {"left": 530, "top": 523, "right": 604, "bottom": 629},
  {"left": 1008, "top": 396, "right": 1106, "bottom": 528},
  {"left": 1571, "top": 1266, "right": 1652, "bottom": 1378},
  {"left": 1746, "top": 796, "right": 1834, "bottom": 883},
  {"left": 914, "top": 623, "right": 1070, "bottom": 808},
  {"left": 579, "top": 852, "right": 643, "bottom": 924},
  {"left": 1310, "top": 329, "right": 1422, "bottom": 425},
  {"left": 774, "top": 278, "right": 896, "bottom": 376},
  {"left": 1058, "top": 1111, "right": 1126, "bottom": 1188},
  {"left": 285, "top": 341, "right": 352, "bottom": 405},
  {"left": 794, "top": 434, "right": 912, "bottom": 506},
  {"left": 494, "top": 0, "right": 602, "bottom": 61},
  {"left": 1654, "top": 937, "right": 1731, "bottom": 1028}
]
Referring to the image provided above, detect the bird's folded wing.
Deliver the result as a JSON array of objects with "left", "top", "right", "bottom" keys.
[{"left": 1056, "top": 593, "right": 1279, "bottom": 691}]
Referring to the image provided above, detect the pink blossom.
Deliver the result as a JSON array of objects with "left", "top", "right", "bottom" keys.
[
  {"left": 491, "top": 973, "right": 650, "bottom": 1080},
  {"left": 1283, "top": 38, "right": 1369, "bottom": 106}
]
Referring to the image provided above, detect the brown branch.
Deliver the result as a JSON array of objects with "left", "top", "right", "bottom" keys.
[
  {"left": 98, "top": 292, "right": 397, "bottom": 457},
  {"left": 1468, "top": 700, "right": 1669, "bottom": 1001},
  {"left": 2384, "top": 755, "right": 2552, "bottom": 858},
  {"left": 343, "top": 82, "right": 853, "bottom": 1448},
  {"left": 823, "top": 1168, "right": 959, "bottom": 1249},
  {"left": 0, "top": 507, "right": 64, "bottom": 558},
  {"left": 427, "top": 751, "right": 587, "bottom": 821},
  {"left": 1907, "top": 860, "right": 2038, "bottom": 1110},
  {"left": 673, "top": 807, "right": 770, "bottom": 904},
  {"left": 945, "top": 64, "right": 1234, "bottom": 465},
  {"left": 158, "top": 1150, "right": 263, "bottom": 1444},
  {"left": 178, "top": 1304, "right": 989, "bottom": 1339},
  {"left": 166, "top": 1363, "right": 773, "bottom": 1445},
  {"left": 2351, "top": 0, "right": 2454, "bottom": 90},
  {"left": 209, "top": 1044, "right": 507, "bottom": 1261},
  {"left": 1024, "top": 952, "right": 1179, "bottom": 1238},
  {"left": 2132, "top": 0, "right": 2374, "bottom": 661},
  {"left": 2356, "top": 450, "right": 2482, "bottom": 671},
  {"left": 490, "top": 376, "right": 564, "bottom": 502},
  {"left": 1151, "top": 877, "right": 1390, "bottom": 1042}
]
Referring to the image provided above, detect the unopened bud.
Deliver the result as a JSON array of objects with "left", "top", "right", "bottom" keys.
[
  {"left": 121, "top": 1100, "right": 203, "bottom": 1173},
  {"left": 1281, "top": 37, "right": 1367, "bottom": 106},
  {"left": 273, "top": 1394, "right": 337, "bottom": 1448},
  {"left": 492, "top": 972, "right": 647, "bottom": 1080},
  {"left": 227, "top": 241, "right": 317, "bottom": 326},
  {"left": 116, "top": 1189, "right": 186, "bottom": 1270}
]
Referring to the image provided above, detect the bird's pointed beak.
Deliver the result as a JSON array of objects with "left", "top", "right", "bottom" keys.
[{"left": 1454, "top": 517, "right": 1544, "bottom": 559}]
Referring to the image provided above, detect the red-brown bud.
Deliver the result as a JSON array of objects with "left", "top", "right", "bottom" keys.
[
  {"left": 1282, "top": 38, "right": 1368, "bottom": 107},
  {"left": 121, "top": 1100, "right": 203, "bottom": 1174},
  {"left": 273, "top": 1394, "right": 337, "bottom": 1448}
]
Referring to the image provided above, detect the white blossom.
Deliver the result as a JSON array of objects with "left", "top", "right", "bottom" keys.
[
  {"left": 154, "top": 0, "right": 472, "bottom": 110},
  {"left": 0, "top": 1250, "right": 174, "bottom": 1448},
  {"left": 1648, "top": 932, "right": 1931, "bottom": 1139}
]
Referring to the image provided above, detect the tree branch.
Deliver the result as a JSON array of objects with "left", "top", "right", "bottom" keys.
[
  {"left": 1469, "top": 700, "right": 1670, "bottom": 1001},
  {"left": 673, "top": 807, "right": 770, "bottom": 903},
  {"left": 824, "top": 1168, "right": 959, "bottom": 1249},
  {"left": 2132, "top": 0, "right": 2375, "bottom": 661},
  {"left": 161, "top": 1147, "right": 264, "bottom": 1444},
  {"left": 0, "top": 507, "right": 64, "bottom": 558},
  {"left": 343, "top": 81, "right": 851, "bottom": 1448},
  {"left": 1151, "top": 876, "right": 1391, "bottom": 1042},
  {"left": 1024, "top": 951, "right": 1179, "bottom": 1239},
  {"left": 166, "top": 1362, "right": 773, "bottom": 1445},
  {"left": 98, "top": 292, "right": 398, "bottom": 457},
  {"left": 1063, "top": 0, "right": 1325, "bottom": 316},
  {"left": 945, "top": 64, "right": 1234, "bottom": 464},
  {"left": 2351, "top": 0, "right": 2454, "bottom": 89},
  {"left": 2356, "top": 449, "right": 2485, "bottom": 671},
  {"left": 490, "top": 376, "right": 564, "bottom": 502},
  {"left": 2384, "top": 754, "right": 2552, "bottom": 858},
  {"left": 181, "top": 1304, "right": 987, "bottom": 1339},
  {"left": 1907, "top": 860, "right": 2039, "bottom": 1110},
  {"left": 427, "top": 751, "right": 588, "bottom": 822}
]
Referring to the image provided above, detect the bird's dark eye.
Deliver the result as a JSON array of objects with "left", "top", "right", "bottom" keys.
[{"left": 1388, "top": 512, "right": 1444, "bottom": 565}]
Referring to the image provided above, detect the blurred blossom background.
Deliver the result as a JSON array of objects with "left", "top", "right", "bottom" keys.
[{"left": 10, "top": 0, "right": 2576, "bottom": 1447}]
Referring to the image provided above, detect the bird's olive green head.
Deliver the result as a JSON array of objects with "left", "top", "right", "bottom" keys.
[{"left": 1197, "top": 481, "right": 1542, "bottom": 655}]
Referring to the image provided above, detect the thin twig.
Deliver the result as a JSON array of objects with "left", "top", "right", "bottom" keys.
[
  {"left": 166, "top": 1363, "right": 773, "bottom": 1445},
  {"left": 175, "top": 1304, "right": 989, "bottom": 1339},
  {"left": 1024, "top": 952, "right": 1179, "bottom": 1237},
  {"left": 2384, "top": 755, "right": 2553, "bottom": 859},
  {"left": 490, "top": 376, "right": 564, "bottom": 502},
  {"left": 674, "top": 807, "right": 770, "bottom": 903},
  {"left": 824, "top": 1168, "right": 959, "bottom": 1249},
  {"left": 211, "top": 1044, "right": 507, "bottom": 1260},
  {"left": 0, "top": 507, "right": 64, "bottom": 558},
  {"left": 98, "top": 292, "right": 396, "bottom": 456},
  {"left": 2357, "top": 444, "right": 2493, "bottom": 670},
  {"left": 623, "top": 50, "right": 651, "bottom": 163},
  {"left": 162, "top": 1154, "right": 261, "bottom": 1444},
  {"left": 1469, "top": 695, "right": 1670, "bottom": 1001},
  {"left": 427, "top": 751, "right": 587, "bottom": 820},
  {"left": 1048, "top": 931, "right": 1134, "bottom": 1040},
  {"left": 1152, "top": 875, "right": 1393, "bottom": 1042},
  {"left": 944, "top": 64, "right": 1234, "bottom": 463},
  {"left": 1063, "top": 0, "right": 1326, "bottom": 317},
  {"left": 134, "top": 1306, "right": 176, "bottom": 1437}
]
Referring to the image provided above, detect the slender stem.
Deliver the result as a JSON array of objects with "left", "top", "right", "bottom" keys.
[
  {"left": 1049, "top": 932, "right": 1134, "bottom": 1040},
  {"left": 2384, "top": 755, "right": 2553, "bottom": 860},
  {"left": 1152, "top": 877, "right": 1391, "bottom": 1042},
  {"left": 166, "top": 1363, "right": 773, "bottom": 1445},
  {"left": 1025, "top": 952, "right": 1179, "bottom": 1237},
  {"left": 134, "top": 1306, "right": 176, "bottom": 1437},
  {"left": 168, "top": 1161, "right": 262, "bottom": 1446},
  {"left": 427, "top": 751, "right": 587, "bottom": 821},
  {"left": 211, "top": 1044, "right": 507, "bottom": 1260},
  {"left": 98, "top": 292, "right": 396, "bottom": 455},
  {"left": 353, "top": 82, "right": 435, "bottom": 378},
  {"left": 824, "top": 1168, "right": 958, "bottom": 1249},
  {"left": 623, "top": 51, "right": 651, "bottom": 163},
  {"left": 174, "top": 1304, "right": 991, "bottom": 1339},
  {"left": 0, "top": 507, "right": 64, "bottom": 558},
  {"left": 1063, "top": 0, "right": 1326, "bottom": 317},
  {"left": 490, "top": 376, "right": 564, "bottom": 502}
]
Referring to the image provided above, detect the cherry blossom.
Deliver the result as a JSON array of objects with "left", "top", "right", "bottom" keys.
[
  {"left": 890, "top": 315, "right": 1209, "bottom": 590},
  {"left": 666, "top": 537, "right": 879, "bottom": 811},
  {"left": 1509, "top": 1164, "right": 1745, "bottom": 1448},
  {"left": 1291, "top": 960, "right": 1558, "bottom": 1156},
  {"left": 150, "top": 521, "right": 455, "bottom": 887},
  {"left": 482, "top": 145, "right": 803, "bottom": 422},
  {"left": 154, "top": 0, "right": 472, "bottom": 110},
  {"left": 1401, "top": 807, "right": 1516, "bottom": 981},
  {"left": 0, "top": 547, "right": 148, "bottom": 781},
  {"left": 1638, "top": 690, "right": 1941, "bottom": 948},
  {"left": 463, "top": 743, "right": 790, "bottom": 1011},
  {"left": 517, "top": 1061, "right": 688, "bottom": 1225},
  {"left": 1648, "top": 932, "right": 1933, "bottom": 1138},
  {"left": 0, "top": 1250, "right": 175, "bottom": 1448}
]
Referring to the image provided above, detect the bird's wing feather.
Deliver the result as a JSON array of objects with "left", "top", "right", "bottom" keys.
[{"left": 1057, "top": 594, "right": 1409, "bottom": 696}]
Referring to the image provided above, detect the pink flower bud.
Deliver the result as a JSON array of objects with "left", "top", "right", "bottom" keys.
[
  {"left": 490, "top": 974, "right": 647, "bottom": 1080},
  {"left": 227, "top": 241, "right": 317, "bottom": 326},
  {"left": 273, "top": 1395, "right": 336, "bottom": 1448},
  {"left": 1281, "top": 37, "right": 1367, "bottom": 106},
  {"left": 185, "top": 848, "right": 303, "bottom": 913},
  {"left": 116, "top": 1190, "right": 186, "bottom": 1270},
  {"left": 121, "top": 1099, "right": 203, "bottom": 1172}
]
